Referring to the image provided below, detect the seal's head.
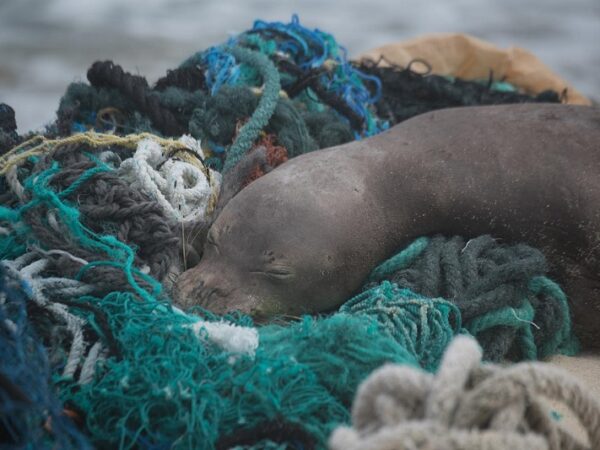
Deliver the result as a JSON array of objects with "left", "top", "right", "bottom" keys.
[{"left": 173, "top": 179, "right": 360, "bottom": 319}]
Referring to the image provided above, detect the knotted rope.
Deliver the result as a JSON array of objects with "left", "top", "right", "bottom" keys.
[
  {"left": 329, "top": 335, "right": 600, "bottom": 450},
  {"left": 364, "top": 235, "right": 577, "bottom": 361},
  {"left": 119, "top": 134, "right": 221, "bottom": 224}
]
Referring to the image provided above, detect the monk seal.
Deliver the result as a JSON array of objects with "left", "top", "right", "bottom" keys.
[{"left": 174, "top": 103, "right": 600, "bottom": 347}]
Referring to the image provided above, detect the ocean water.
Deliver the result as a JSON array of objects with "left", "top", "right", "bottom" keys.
[{"left": 0, "top": 0, "right": 598, "bottom": 132}]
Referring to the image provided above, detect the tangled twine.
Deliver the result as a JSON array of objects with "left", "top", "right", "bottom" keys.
[
  {"left": 56, "top": 298, "right": 420, "bottom": 449},
  {"left": 340, "top": 282, "right": 461, "bottom": 371},
  {"left": 2, "top": 147, "right": 176, "bottom": 292},
  {"left": 2, "top": 253, "right": 102, "bottom": 383},
  {"left": 0, "top": 131, "right": 205, "bottom": 176},
  {"left": 0, "top": 132, "right": 222, "bottom": 285},
  {"left": 41, "top": 15, "right": 559, "bottom": 179},
  {"left": 364, "top": 235, "right": 577, "bottom": 361},
  {"left": 0, "top": 141, "right": 262, "bottom": 447},
  {"left": 357, "top": 57, "right": 561, "bottom": 125},
  {"left": 329, "top": 335, "right": 600, "bottom": 450}
]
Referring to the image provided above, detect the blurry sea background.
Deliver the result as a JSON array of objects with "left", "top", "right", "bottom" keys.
[{"left": 0, "top": 0, "right": 598, "bottom": 133}]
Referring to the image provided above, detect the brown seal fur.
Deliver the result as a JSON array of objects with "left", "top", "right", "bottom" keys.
[{"left": 175, "top": 104, "right": 600, "bottom": 347}]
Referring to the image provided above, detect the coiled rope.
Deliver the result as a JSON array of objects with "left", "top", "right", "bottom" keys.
[{"left": 330, "top": 335, "right": 600, "bottom": 450}]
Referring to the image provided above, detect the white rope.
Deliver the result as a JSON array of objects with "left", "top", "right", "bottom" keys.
[
  {"left": 79, "top": 341, "right": 107, "bottom": 385},
  {"left": 6, "top": 165, "right": 27, "bottom": 202},
  {"left": 119, "top": 135, "right": 221, "bottom": 225},
  {"left": 329, "top": 335, "right": 600, "bottom": 450}
]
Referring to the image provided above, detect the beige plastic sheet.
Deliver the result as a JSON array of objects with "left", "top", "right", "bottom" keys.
[{"left": 359, "top": 33, "right": 591, "bottom": 105}]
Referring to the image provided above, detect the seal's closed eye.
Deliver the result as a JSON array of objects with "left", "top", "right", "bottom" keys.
[{"left": 250, "top": 266, "right": 295, "bottom": 280}]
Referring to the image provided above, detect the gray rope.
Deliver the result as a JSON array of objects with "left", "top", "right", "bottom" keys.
[
  {"left": 79, "top": 341, "right": 107, "bottom": 385},
  {"left": 1, "top": 253, "right": 104, "bottom": 382},
  {"left": 329, "top": 336, "right": 600, "bottom": 450}
]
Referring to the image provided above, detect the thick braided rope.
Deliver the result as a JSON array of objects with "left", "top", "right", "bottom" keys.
[
  {"left": 119, "top": 135, "right": 221, "bottom": 224},
  {"left": 222, "top": 46, "right": 281, "bottom": 172},
  {"left": 364, "top": 235, "right": 577, "bottom": 361},
  {"left": 86, "top": 60, "right": 186, "bottom": 136},
  {"left": 329, "top": 335, "right": 600, "bottom": 450}
]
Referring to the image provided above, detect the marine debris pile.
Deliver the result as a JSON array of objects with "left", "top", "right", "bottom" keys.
[{"left": 0, "top": 15, "right": 592, "bottom": 450}]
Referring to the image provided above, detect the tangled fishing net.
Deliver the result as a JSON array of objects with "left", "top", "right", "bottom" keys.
[
  {"left": 29, "top": 14, "right": 559, "bottom": 174},
  {"left": 0, "top": 132, "right": 580, "bottom": 448},
  {"left": 0, "top": 14, "right": 584, "bottom": 450}
]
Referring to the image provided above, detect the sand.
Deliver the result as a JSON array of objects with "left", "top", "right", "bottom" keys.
[{"left": 543, "top": 354, "right": 600, "bottom": 445}]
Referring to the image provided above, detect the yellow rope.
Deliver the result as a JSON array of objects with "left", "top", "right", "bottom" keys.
[{"left": 0, "top": 132, "right": 206, "bottom": 175}]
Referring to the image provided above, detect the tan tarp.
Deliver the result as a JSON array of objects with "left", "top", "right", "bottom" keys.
[{"left": 359, "top": 33, "right": 591, "bottom": 106}]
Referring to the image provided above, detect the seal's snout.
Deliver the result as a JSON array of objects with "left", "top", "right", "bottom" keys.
[
  {"left": 195, "top": 276, "right": 233, "bottom": 311},
  {"left": 173, "top": 262, "right": 249, "bottom": 314},
  {"left": 173, "top": 260, "right": 273, "bottom": 317}
]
